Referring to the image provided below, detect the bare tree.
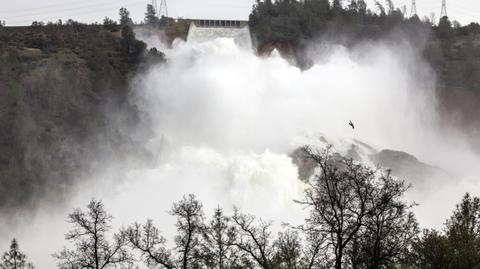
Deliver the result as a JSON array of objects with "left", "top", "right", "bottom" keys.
[
  {"left": 296, "top": 146, "right": 415, "bottom": 269},
  {"left": 53, "top": 199, "right": 132, "bottom": 269},
  {"left": 231, "top": 209, "right": 276, "bottom": 269},
  {"left": 170, "top": 194, "right": 205, "bottom": 269},
  {"left": 301, "top": 230, "right": 329, "bottom": 269},
  {"left": 129, "top": 194, "right": 205, "bottom": 269},
  {"left": 273, "top": 230, "right": 303, "bottom": 269},
  {"left": 272, "top": 229, "right": 328, "bottom": 269},
  {"left": 1, "top": 239, "right": 34, "bottom": 269},
  {"left": 126, "top": 220, "right": 174, "bottom": 269},
  {"left": 348, "top": 174, "right": 418, "bottom": 269}
]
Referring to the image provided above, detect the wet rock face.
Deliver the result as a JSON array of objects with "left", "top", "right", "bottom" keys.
[
  {"left": 291, "top": 144, "right": 450, "bottom": 190},
  {"left": 345, "top": 145, "right": 362, "bottom": 162},
  {"left": 290, "top": 144, "right": 366, "bottom": 182},
  {"left": 290, "top": 147, "right": 317, "bottom": 181},
  {"left": 370, "top": 150, "right": 421, "bottom": 170},
  {"left": 370, "top": 150, "right": 450, "bottom": 190}
]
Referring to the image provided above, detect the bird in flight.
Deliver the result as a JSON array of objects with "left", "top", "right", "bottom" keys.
[{"left": 348, "top": 120, "right": 355, "bottom": 129}]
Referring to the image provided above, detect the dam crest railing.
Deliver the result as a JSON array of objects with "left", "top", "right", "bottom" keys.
[{"left": 189, "top": 19, "right": 248, "bottom": 28}]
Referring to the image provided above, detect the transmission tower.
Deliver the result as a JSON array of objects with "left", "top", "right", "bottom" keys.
[
  {"left": 440, "top": 0, "right": 447, "bottom": 18},
  {"left": 159, "top": 0, "right": 168, "bottom": 17},
  {"left": 151, "top": 0, "right": 158, "bottom": 15},
  {"left": 410, "top": 0, "right": 417, "bottom": 17},
  {"left": 151, "top": 0, "right": 158, "bottom": 14}
]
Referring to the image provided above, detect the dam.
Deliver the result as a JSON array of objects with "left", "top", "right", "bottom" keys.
[{"left": 186, "top": 19, "right": 252, "bottom": 48}]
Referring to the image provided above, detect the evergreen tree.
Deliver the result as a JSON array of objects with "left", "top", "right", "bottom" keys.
[
  {"left": 0, "top": 239, "right": 34, "bottom": 269},
  {"left": 201, "top": 207, "right": 238, "bottom": 268},
  {"left": 119, "top": 7, "right": 133, "bottom": 26},
  {"left": 410, "top": 194, "right": 480, "bottom": 269},
  {"left": 145, "top": 4, "right": 159, "bottom": 26},
  {"left": 332, "top": 0, "right": 342, "bottom": 12},
  {"left": 121, "top": 25, "right": 146, "bottom": 60},
  {"left": 438, "top": 16, "right": 453, "bottom": 39},
  {"left": 357, "top": 0, "right": 367, "bottom": 14},
  {"left": 410, "top": 230, "right": 452, "bottom": 269},
  {"left": 103, "top": 17, "right": 118, "bottom": 31},
  {"left": 445, "top": 193, "right": 480, "bottom": 269}
]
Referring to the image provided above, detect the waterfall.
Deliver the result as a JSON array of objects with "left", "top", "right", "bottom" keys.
[{"left": 186, "top": 22, "right": 252, "bottom": 48}]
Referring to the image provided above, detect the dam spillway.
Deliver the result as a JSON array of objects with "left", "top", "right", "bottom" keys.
[{"left": 186, "top": 19, "right": 252, "bottom": 48}]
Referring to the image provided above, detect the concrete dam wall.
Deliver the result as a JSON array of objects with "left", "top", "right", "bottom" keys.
[{"left": 186, "top": 19, "right": 252, "bottom": 48}]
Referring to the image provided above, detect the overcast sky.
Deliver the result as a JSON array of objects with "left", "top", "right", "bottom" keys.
[{"left": 0, "top": 0, "right": 478, "bottom": 27}]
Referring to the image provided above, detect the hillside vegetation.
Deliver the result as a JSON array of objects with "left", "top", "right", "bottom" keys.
[
  {"left": 0, "top": 16, "right": 162, "bottom": 212},
  {"left": 1, "top": 3, "right": 480, "bottom": 269},
  {"left": 249, "top": 0, "right": 480, "bottom": 92},
  {"left": 0, "top": 0, "right": 480, "bottom": 226}
]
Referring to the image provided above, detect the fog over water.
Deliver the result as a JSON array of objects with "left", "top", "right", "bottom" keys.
[{"left": 2, "top": 31, "right": 480, "bottom": 268}]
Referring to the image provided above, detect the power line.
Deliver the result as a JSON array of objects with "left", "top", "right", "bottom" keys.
[
  {"left": 5, "top": 1, "right": 145, "bottom": 25},
  {"left": 0, "top": 0, "right": 144, "bottom": 19},
  {"left": 0, "top": 0, "right": 113, "bottom": 14},
  {"left": 448, "top": 6, "right": 478, "bottom": 17},
  {"left": 3, "top": 0, "right": 479, "bottom": 26},
  {"left": 0, "top": 0, "right": 143, "bottom": 15}
]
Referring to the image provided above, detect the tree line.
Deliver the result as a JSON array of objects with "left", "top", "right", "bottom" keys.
[
  {"left": 3, "top": 1, "right": 479, "bottom": 91},
  {"left": 249, "top": 0, "right": 480, "bottom": 91},
  {"left": 0, "top": 6, "right": 165, "bottom": 213},
  {"left": 2, "top": 147, "right": 480, "bottom": 269}
]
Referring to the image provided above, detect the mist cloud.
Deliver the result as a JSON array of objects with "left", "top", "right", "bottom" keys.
[{"left": 3, "top": 32, "right": 480, "bottom": 268}]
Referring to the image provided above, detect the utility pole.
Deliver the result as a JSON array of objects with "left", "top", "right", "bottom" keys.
[
  {"left": 159, "top": 0, "right": 169, "bottom": 17},
  {"left": 440, "top": 0, "right": 447, "bottom": 18},
  {"left": 410, "top": 0, "right": 417, "bottom": 17}
]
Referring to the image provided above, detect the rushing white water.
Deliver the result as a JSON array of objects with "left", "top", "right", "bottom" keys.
[
  {"left": 124, "top": 33, "right": 480, "bottom": 230},
  {"left": 187, "top": 23, "right": 252, "bottom": 48},
  {"left": 3, "top": 30, "right": 480, "bottom": 268}
]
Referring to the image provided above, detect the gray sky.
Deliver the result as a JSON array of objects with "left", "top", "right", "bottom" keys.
[{"left": 0, "top": 0, "right": 478, "bottom": 26}]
